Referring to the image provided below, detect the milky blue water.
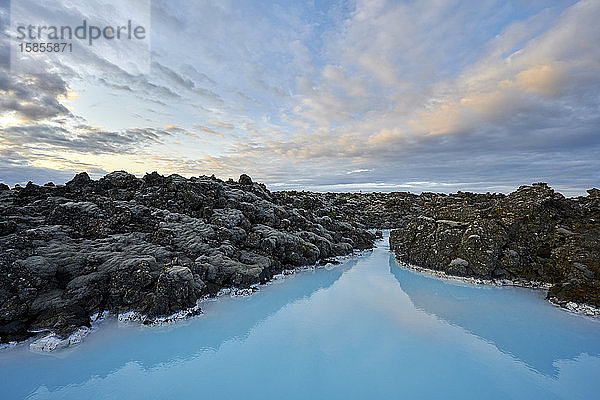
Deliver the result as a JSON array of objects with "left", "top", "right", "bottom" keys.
[{"left": 2, "top": 233, "right": 600, "bottom": 400}]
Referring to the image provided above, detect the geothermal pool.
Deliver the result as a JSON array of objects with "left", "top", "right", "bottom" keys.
[{"left": 2, "top": 233, "right": 600, "bottom": 399}]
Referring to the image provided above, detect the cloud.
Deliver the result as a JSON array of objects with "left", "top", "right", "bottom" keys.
[
  {"left": 1, "top": 0, "right": 598, "bottom": 197},
  {"left": 200, "top": 0, "right": 600, "bottom": 195},
  {"left": 400, "top": 1, "right": 600, "bottom": 141},
  {"left": 207, "top": 120, "right": 234, "bottom": 130},
  {"left": 151, "top": 61, "right": 224, "bottom": 104},
  {"left": 192, "top": 124, "right": 225, "bottom": 139},
  {"left": 0, "top": 70, "right": 71, "bottom": 122},
  {"left": 346, "top": 169, "right": 372, "bottom": 175},
  {"left": 503, "top": 64, "right": 569, "bottom": 96}
]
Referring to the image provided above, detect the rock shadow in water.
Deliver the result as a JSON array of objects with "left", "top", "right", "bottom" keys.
[
  {"left": 389, "top": 253, "right": 600, "bottom": 377},
  {"left": 1, "top": 259, "right": 357, "bottom": 399}
]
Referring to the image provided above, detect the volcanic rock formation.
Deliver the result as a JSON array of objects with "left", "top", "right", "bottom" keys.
[{"left": 0, "top": 171, "right": 375, "bottom": 343}]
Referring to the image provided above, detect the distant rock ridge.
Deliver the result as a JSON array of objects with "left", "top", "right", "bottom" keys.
[
  {"left": 0, "top": 171, "right": 375, "bottom": 344},
  {"left": 276, "top": 183, "right": 600, "bottom": 312}
]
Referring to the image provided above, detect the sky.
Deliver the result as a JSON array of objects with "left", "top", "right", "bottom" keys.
[{"left": 0, "top": 0, "right": 599, "bottom": 195}]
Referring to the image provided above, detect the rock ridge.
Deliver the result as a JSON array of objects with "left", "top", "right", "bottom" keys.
[
  {"left": 0, "top": 171, "right": 375, "bottom": 344},
  {"left": 2, "top": 176, "right": 599, "bottom": 345}
]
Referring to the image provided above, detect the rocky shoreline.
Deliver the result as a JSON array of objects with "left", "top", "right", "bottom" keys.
[
  {"left": 396, "top": 259, "right": 552, "bottom": 290},
  {"left": 277, "top": 183, "right": 600, "bottom": 314},
  {"left": 388, "top": 183, "right": 600, "bottom": 311},
  {"left": 4, "top": 249, "right": 367, "bottom": 352},
  {"left": 0, "top": 171, "right": 375, "bottom": 346},
  {"left": 396, "top": 260, "right": 600, "bottom": 317},
  {"left": 1, "top": 173, "right": 599, "bottom": 350}
]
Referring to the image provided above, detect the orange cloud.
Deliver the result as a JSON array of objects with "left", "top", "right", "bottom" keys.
[
  {"left": 408, "top": 102, "right": 464, "bottom": 136},
  {"left": 193, "top": 124, "right": 225, "bottom": 139},
  {"left": 509, "top": 64, "right": 568, "bottom": 97},
  {"left": 368, "top": 128, "right": 402, "bottom": 145},
  {"left": 207, "top": 120, "right": 234, "bottom": 130}
]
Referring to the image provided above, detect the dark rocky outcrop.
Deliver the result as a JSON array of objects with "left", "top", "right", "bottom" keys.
[
  {"left": 276, "top": 183, "right": 600, "bottom": 312},
  {"left": 2, "top": 175, "right": 598, "bottom": 344},
  {"left": 388, "top": 183, "right": 600, "bottom": 310},
  {"left": 0, "top": 172, "right": 375, "bottom": 343},
  {"left": 274, "top": 191, "right": 419, "bottom": 228}
]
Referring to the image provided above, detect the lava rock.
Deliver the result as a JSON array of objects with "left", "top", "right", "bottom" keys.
[
  {"left": 388, "top": 183, "right": 600, "bottom": 309},
  {"left": 239, "top": 174, "right": 253, "bottom": 185},
  {"left": 0, "top": 171, "right": 375, "bottom": 343},
  {"left": 276, "top": 183, "right": 600, "bottom": 310}
]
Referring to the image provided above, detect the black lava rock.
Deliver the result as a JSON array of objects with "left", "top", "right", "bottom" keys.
[
  {"left": 275, "top": 183, "right": 600, "bottom": 311},
  {"left": 0, "top": 171, "right": 375, "bottom": 343},
  {"left": 239, "top": 174, "right": 253, "bottom": 185}
]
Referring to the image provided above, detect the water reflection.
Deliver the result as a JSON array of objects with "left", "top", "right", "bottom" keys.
[
  {"left": 0, "top": 258, "right": 359, "bottom": 399},
  {"left": 389, "top": 252, "right": 600, "bottom": 377},
  {"left": 3, "top": 239, "right": 600, "bottom": 400}
]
